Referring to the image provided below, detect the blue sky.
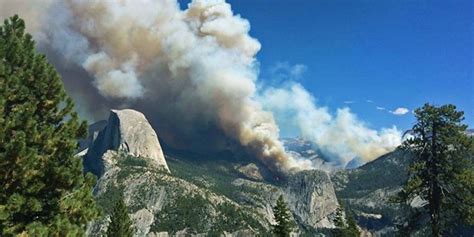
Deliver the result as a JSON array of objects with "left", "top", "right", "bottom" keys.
[{"left": 180, "top": 0, "right": 473, "bottom": 131}]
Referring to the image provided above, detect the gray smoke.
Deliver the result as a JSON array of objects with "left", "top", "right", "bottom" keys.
[{"left": 0, "top": 0, "right": 402, "bottom": 172}]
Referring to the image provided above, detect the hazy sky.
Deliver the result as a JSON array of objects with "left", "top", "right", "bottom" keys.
[{"left": 180, "top": 0, "right": 473, "bottom": 133}]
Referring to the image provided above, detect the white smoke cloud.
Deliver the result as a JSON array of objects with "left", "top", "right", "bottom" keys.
[
  {"left": 259, "top": 83, "right": 402, "bottom": 166},
  {"left": 0, "top": 0, "right": 401, "bottom": 172},
  {"left": 269, "top": 62, "right": 308, "bottom": 82}
]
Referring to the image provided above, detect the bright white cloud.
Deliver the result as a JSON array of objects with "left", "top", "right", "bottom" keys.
[{"left": 390, "top": 107, "right": 409, "bottom": 115}]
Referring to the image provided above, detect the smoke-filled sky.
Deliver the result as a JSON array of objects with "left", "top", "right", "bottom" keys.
[
  {"left": 0, "top": 0, "right": 471, "bottom": 173},
  {"left": 194, "top": 0, "right": 473, "bottom": 134}
]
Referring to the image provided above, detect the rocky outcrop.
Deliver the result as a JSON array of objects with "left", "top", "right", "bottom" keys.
[
  {"left": 236, "top": 163, "right": 264, "bottom": 181},
  {"left": 231, "top": 170, "right": 339, "bottom": 231},
  {"left": 87, "top": 151, "right": 264, "bottom": 237},
  {"left": 83, "top": 109, "right": 169, "bottom": 176},
  {"left": 86, "top": 152, "right": 341, "bottom": 236},
  {"left": 285, "top": 170, "right": 339, "bottom": 229},
  {"left": 82, "top": 110, "right": 342, "bottom": 236}
]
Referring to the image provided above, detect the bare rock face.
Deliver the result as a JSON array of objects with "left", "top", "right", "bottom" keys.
[
  {"left": 84, "top": 109, "right": 169, "bottom": 176},
  {"left": 285, "top": 170, "right": 339, "bottom": 229},
  {"left": 230, "top": 169, "right": 340, "bottom": 230}
]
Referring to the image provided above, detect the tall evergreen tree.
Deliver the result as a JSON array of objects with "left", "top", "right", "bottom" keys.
[
  {"left": 396, "top": 103, "right": 474, "bottom": 236},
  {"left": 272, "top": 195, "right": 296, "bottom": 237},
  {"left": 332, "top": 204, "right": 346, "bottom": 237},
  {"left": 0, "top": 15, "right": 99, "bottom": 235},
  {"left": 345, "top": 211, "right": 360, "bottom": 237},
  {"left": 106, "top": 195, "right": 133, "bottom": 237},
  {"left": 333, "top": 201, "right": 360, "bottom": 237}
]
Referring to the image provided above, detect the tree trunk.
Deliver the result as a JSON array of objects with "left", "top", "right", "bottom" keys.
[
  {"left": 430, "top": 184, "right": 441, "bottom": 236},
  {"left": 430, "top": 122, "right": 441, "bottom": 237}
]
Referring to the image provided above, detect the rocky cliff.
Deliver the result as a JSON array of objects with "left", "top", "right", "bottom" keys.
[
  {"left": 83, "top": 109, "right": 169, "bottom": 176},
  {"left": 80, "top": 109, "right": 341, "bottom": 236},
  {"left": 331, "top": 149, "right": 413, "bottom": 235},
  {"left": 285, "top": 171, "right": 339, "bottom": 229}
]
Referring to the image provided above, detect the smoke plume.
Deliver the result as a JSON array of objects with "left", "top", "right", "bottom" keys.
[
  {"left": 259, "top": 84, "right": 402, "bottom": 166},
  {"left": 0, "top": 0, "right": 401, "bottom": 172}
]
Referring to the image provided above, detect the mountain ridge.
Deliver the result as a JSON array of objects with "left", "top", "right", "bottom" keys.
[
  {"left": 80, "top": 109, "right": 473, "bottom": 236},
  {"left": 81, "top": 109, "right": 342, "bottom": 236}
]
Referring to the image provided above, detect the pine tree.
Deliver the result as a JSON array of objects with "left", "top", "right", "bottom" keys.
[
  {"left": 0, "top": 15, "right": 99, "bottom": 235},
  {"left": 272, "top": 195, "right": 296, "bottom": 237},
  {"left": 333, "top": 201, "right": 360, "bottom": 237},
  {"left": 345, "top": 210, "right": 360, "bottom": 237},
  {"left": 106, "top": 195, "right": 133, "bottom": 237},
  {"left": 396, "top": 103, "right": 474, "bottom": 236},
  {"left": 332, "top": 205, "right": 346, "bottom": 237}
]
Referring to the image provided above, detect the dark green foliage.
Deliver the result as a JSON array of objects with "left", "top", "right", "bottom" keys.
[
  {"left": 332, "top": 149, "right": 413, "bottom": 230},
  {"left": 152, "top": 194, "right": 212, "bottom": 234},
  {"left": 0, "top": 15, "right": 99, "bottom": 236},
  {"left": 334, "top": 149, "right": 412, "bottom": 199},
  {"left": 345, "top": 212, "right": 359, "bottom": 237},
  {"left": 116, "top": 153, "right": 150, "bottom": 181},
  {"left": 121, "top": 151, "right": 269, "bottom": 235},
  {"left": 106, "top": 195, "right": 133, "bottom": 237},
  {"left": 393, "top": 205, "right": 426, "bottom": 237},
  {"left": 166, "top": 153, "right": 243, "bottom": 199},
  {"left": 210, "top": 203, "right": 266, "bottom": 235},
  {"left": 272, "top": 195, "right": 296, "bottom": 237},
  {"left": 95, "top": 183, "right": 123, "bottom": 214},
  {"left": 210, "top": 203, "right": 246, "bottom": 234},
  {"left": 332, "top": 201, "right": 360, "bottom": 237},
  {"left": 333, "top": 204, "right": 346, "bottom": 236},
  {"left": 118, "top": 154, "right": 149, "bottom": 168},
  {"left": 396, "top": 104, "right": 474, "bottom": 236}
]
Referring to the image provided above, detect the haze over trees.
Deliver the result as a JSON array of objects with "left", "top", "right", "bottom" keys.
[
  {"left": 396, "top": 104, "right": 474, "bottom": 236},
  {"left": 0, "top": 15, "right": 98, "bottom": 235}
]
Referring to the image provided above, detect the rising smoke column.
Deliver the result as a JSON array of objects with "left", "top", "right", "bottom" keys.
[
  {"left": 0, "top": 0, "right": 401, "bottom": 172},
  {"left": 0, "top": 0, "right": 310, "bottom": 173},
  {"left": 259, "top": 83, "right": 402, "bottom": 166}
]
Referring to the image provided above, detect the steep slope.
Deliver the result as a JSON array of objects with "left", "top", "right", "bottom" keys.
[
  {"left": 331, "top": 149, "right": 413, "bottom": 234},
  {"left": 87, "top": 152, "right": 267, "bottom": 236}
]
